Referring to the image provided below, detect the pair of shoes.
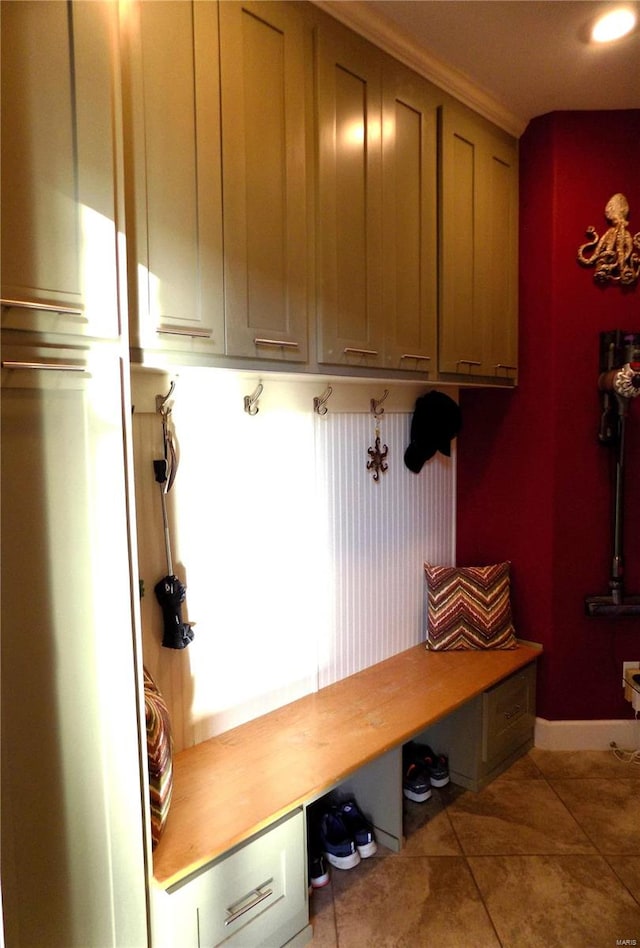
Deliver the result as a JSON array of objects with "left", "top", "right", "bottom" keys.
[
  {"left": 320, "top": 799, "right": 377, "bottom": 870},
  {"left": 403, "top": 742, "right": 450, "bottom": 802}
]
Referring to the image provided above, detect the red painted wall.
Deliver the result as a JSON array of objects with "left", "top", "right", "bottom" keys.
[{"left": 457, "top": 110, "right": 640, "bottom": 720}]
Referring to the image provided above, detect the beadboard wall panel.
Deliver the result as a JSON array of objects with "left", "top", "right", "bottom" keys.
[{"left": 314, "top": 412, "right": 455, "bottom": 688}]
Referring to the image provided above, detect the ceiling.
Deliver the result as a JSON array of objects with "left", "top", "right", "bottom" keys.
[{"left": 318, "top": 1, "right": 640, "bottom": 135}]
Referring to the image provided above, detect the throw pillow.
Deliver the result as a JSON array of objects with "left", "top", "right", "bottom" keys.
[
  {"left": 424, "top": 562, "right": 517, "bottom": 650},
  {"left": 144, "top": 667, "right": 173, "bottom": 849}
]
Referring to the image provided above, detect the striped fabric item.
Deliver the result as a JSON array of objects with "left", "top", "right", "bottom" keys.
[
  {"left": 424, "top": 562, "right": 517, "bottom": 650},
  {"left": 144, "top": 667, "right": 173, "bottom": 849}
]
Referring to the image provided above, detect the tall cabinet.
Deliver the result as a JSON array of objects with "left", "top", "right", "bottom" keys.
[
  {"left": 1, "top": 4, "right": 149, "bottom": 946},
  {"left": 439, "top": 106, "right": 519, "bottom": 382},
  {"left": 314, "top": 14, "right": 438, "bottom": 376}
]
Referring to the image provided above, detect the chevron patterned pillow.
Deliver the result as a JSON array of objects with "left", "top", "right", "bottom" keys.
[
  {"left": 144, "top": 667, "right": 173, "bottom": 849},
  {"left": 424, "top": 562, "right": 517, "bottom": 650}
]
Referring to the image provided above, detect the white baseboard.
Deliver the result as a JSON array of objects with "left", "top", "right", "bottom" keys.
[{"left": 535, "top": 717, "right": 640, "bottom": 751}]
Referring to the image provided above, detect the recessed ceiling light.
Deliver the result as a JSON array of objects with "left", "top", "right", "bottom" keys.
[{"left": 591, "top": 7, "right": 637, "bottom": 42}]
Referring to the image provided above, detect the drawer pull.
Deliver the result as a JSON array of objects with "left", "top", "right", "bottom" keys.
[
  {"left": 157, "top": 325, "right": 212, "bottom": 339},
  {"left": 504, "top": 704, "right": 522, "bottom": 721},
  {"left": 254, "top": 338, "right": 300, "bottom": 349},
  {"left": 2, "top": 360, "right": 86, "bottom": 373},
  {"left": 494, "top": 363, "right": 517, "bottom": 372},
  {"left": 344, "top": 347, "right": 378, "bottom": 357},
  {"left": 224, "top": 881, "right": 273, "bottom": 926},
  {"left": 456, "top": 359, "right": 481, "bottom": 368},
  {"left": 1, "top": 297, "right": 83, "bottom": 317},
  {"left": 401, "top": 353, "right": 431, "bottom": 362}
]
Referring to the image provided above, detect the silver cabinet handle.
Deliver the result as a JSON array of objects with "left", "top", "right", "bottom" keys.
[
  {"left": 2, "top": 360, "right": 86, "bottom": 372},
  {"left": 224, "top": 881, "right": 273, "bottom": 926},
  {"left": 1, "top": 297, "right": 83, "bottom": 316},
  {"left": 494, "top": 363, "right": 517, "bottom": 371},
  {"left": 401, "top": 353, "right": 431, "bottom": 361},
  {"left": 254, "top": 338, "right": 300, "bottom": 349},
  {"left": 344, "top": 347, "right": 378, "bottom": 357},
  {"left": 157, "top": 325, "right": 212, "bottom": 338},
  {"left": 456, "top": 359, "right": 481, "bottom": 368}
]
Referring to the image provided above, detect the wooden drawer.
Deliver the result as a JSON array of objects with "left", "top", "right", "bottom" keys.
[
  {"left": 482, "top": 664, "right": 536, "bottom": 768},
  {"left": 157, "top": 809, "right": 308, "bottom": 948}
]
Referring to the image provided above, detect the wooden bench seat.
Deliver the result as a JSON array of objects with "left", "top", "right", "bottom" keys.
[{"left": 153, "top": 642, "right": 540, "bottom": 890}]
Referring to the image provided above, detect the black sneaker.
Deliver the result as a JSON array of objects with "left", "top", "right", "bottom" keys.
[
  {"left": 403, "top": 760, "right": 432, "bottom": 802},
  {"left": 339, "top": 800, "right": 377, "bottom": 858},
  {"left": 309, "top": 852, "right": 330, "bottom": 889},
  {"left": 411, "top": 743, "right": 450, "bottom": 787},
  {"left": 320, "top": 809, "right": 361, "bottom": 870}
]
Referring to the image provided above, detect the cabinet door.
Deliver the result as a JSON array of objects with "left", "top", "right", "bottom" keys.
[
  {"left": 316, "top": 20, "right": 384, "bottom": 368},
  {"left": 0, "top": 345, "right": 148, "bottom": 947},
  {"left": 124, "top": 0, "right": 224, "bottom": 356},
  {"left": 479, "top": 133, "right": 519, "bottom": 382},
  {"left": 220, "top": 1, "right": 308, "bottom": 363},
  {"left": 1, "top": 1, "right": 123, "bottom": 340},
  {"left": 439, "top": 107, "right": 518, "bottom": 382},
  {"left": 382, "top": 61, "right": 438, "bottom": 375}
]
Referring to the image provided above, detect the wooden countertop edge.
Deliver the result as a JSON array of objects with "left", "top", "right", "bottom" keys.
[{"left": 153, "top": 642, "right": 541, "bottom": 890}]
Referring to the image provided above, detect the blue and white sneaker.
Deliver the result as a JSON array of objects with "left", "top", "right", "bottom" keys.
[
  {"left": 320, "top": 809, "right": 361, "bottom": 870},
  {"left": 339, "top": 800, "right": 378, "bottom": 858}
]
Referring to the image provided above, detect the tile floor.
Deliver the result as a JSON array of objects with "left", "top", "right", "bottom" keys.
[{"left": 308, "top": 748, "right": 640, "bottom": 948}]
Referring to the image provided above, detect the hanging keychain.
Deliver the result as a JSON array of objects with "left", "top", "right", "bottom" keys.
[
  {"left": 367, "top": 390, "right": 389, "bottom": 482},
  {"left": 153, "top": 382, "right": 195, "bottom": 649}
]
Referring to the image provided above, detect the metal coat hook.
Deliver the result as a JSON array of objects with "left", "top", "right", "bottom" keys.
[
  {"left": 244, "top": 381, "right": 263, "bottom": 416},
  {"left": 155, "top": 379, "right": 176, "bottom": 417},
  {"left": 371, "top": 389, "right": 389, "bottom": 418},
  {"left": 313, "top": 384, "right": 333, "bottom": 415}
]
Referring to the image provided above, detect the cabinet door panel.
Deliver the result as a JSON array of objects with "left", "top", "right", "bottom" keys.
[
  {"left": 440, "top": 106, "right": 518, "bottom": 382},
  {"left": 220, "top": 1, "right": 308, "bottom": 362},
  {"left": 382, "top": 63, "right": 437, "bottom": 374},
  {"left": 0, "top": 347, "right": 147, "bottom": 946},
  {"left": 1, "top": 1, "right": 122, "bottom": 339},
  {"left": 127, "top": 0, "right": 224, "bottom": 354},
  {"left": 481, "top": 142, "right": 519, "bottom": 381},
  {"left": 316, "top": 23, "right": 383, "bottom": 367},
  {"left": 439, "top": 112, "right": 483, "bottom": 375}
]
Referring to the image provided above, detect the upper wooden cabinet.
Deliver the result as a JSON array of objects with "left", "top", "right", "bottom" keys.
[
  {"left": 381, "top": 59, "right": 438, "bottom": 375},
  {"left": 439, "top": 106, "right": 518, "bottom": 383},
  {"left": 1, "top": 0, "right": 123, "bottom": 340},
  {"left": 122, "top": 0, "right": 225, "bottom": 358},
  {"left": 219, "top": 1, "right": 309, "bottom": 363},
  {"left": 315, "top": 21, "right": 384, "bottom": 369},
  {"left": 314, "top": 17, "right": 438, "bottom": 377}
]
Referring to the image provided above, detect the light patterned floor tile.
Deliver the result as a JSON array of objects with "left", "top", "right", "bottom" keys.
[
  {"left": 550, "top": 778, "right": 640, "bottom": 853},
  {"left": 447, "top": 778, "right": 595, "bottom": 855},
  {"left": 469, "top": 853, "right": 640, "bottom": 948},
  {"left": 329, "top": 855, "right": 500, "bottom": 948}
]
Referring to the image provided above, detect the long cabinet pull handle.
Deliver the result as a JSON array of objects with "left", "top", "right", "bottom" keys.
[
  {"left": 157, "top": 325, "right": 212, "bottom": 338},
  {"left": 2, "top": 360, "right": 86, "bottom": 372},
  {"left": 224, "top": 883, "right": 273, "bottom": 926},
  {"left": 456, "top": 359, "right": 482, "bottom": 368},
  {"left": 1, "top": 297, "right": 83, "bottom": 316},
  {"left": 343, "top": 347, "right": 379, "bottom": 357},
  {"left": 494, "top": 363, "right": 517, "bottom": 371},
  {"left": 401, "top": 353, "right": 431, "bottom": 361},
  {"left": 254, "top": 338, "right": 300, "bottom": 349}
]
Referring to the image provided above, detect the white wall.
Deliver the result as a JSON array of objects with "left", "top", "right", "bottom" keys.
[{"left": 132, "top": 367, "right": 456, "bottom": 751}]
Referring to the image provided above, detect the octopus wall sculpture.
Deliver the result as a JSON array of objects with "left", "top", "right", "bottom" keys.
[{"left": 577, "top": 193, "right": 640, "bottom": 287}]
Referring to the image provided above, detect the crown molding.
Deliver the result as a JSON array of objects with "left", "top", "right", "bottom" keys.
[{"left": 311, "top": 0, "right": 528, "bottom": 138}]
